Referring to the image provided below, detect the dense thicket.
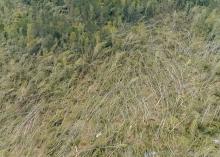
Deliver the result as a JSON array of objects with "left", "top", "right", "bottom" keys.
[{"left": 0, "top": 0, "right": 219, "bottom": 55}]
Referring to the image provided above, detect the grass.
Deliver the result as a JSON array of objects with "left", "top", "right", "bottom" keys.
[{"left": 0, "top": 12, "right": 220, "bottom": 157}]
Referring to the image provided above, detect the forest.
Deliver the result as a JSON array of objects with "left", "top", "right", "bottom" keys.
[{"left": 0, "top": 0, "right": 220, "bottom": 157}]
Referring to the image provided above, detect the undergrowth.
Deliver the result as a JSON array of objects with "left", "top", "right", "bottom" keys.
[{"left": 0, "top": 11, "right": 220, "bottom": 157}]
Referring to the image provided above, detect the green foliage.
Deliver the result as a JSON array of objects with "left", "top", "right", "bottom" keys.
[{"left": 0, "top": 0, "right": 218, "bottom": 54}]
